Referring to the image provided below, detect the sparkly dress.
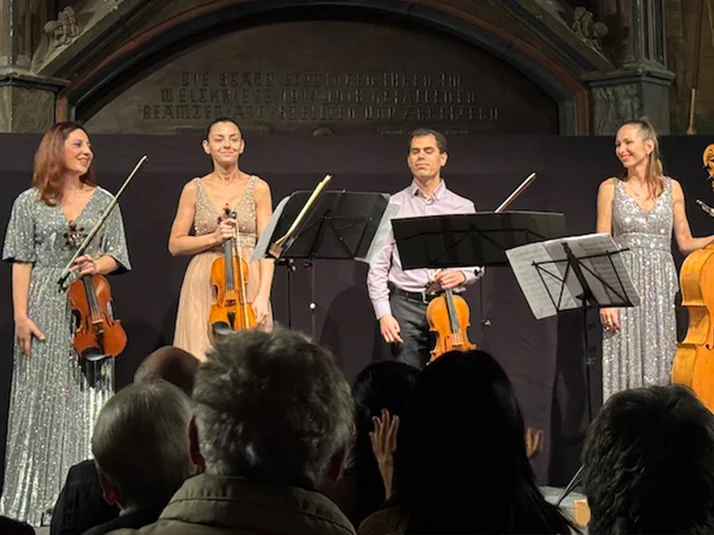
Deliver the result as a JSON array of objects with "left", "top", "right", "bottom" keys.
[
  {"left": 173, "top": 176, "right": 272, "bottom": 360},
  {"left": 0, "top": 187, "right": 131, "bottom": 525},
  {"left": 602, "top": 177, "right": 678, "bottom": 402}
]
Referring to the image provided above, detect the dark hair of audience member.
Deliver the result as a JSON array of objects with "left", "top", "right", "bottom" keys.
[
  {"left": 392, "top": 350, "right": 577, "bottom": 534},
  {"left": 582, "top": 385, "right": 714, "bottom": 535},
  {"left": 0, "top": 515, "right": 35, "bottom": 535},
  {"left": 347, "top": 361, "right": 420, "bottom": 524}
]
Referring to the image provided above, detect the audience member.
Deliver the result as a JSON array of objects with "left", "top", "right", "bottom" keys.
[
  {"left": 359, "top": 350, "right": 576, "bottom": 535},
  {"left": 50, "top": 346, "right": 199, "bottom": 535},
  {"left": 582, "top": 385, "right": 714, "bottom": 534},
  {"left": 84, "top": 380, "right": 194, "bottom": 535},
  {"left": 132, "top": 346, "right": 199, "bottom": 394},
  {"left": 109, "top": 327, "right": 355, "bottom": 535},
  {"left": 323, "top": 361, "right": 419, "bottom": 526},
  {"left": 0, "top": 515, "right": 35, "bottom": 534}
]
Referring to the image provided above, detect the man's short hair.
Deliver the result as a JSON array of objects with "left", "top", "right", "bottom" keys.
[
  {"left": 192, "top": 327, "right": 353, "bottom": 488},
  {"left": 408, "top": 128, "right": 447, "bottom": 153},
  {"left": 92, "top": 380, "right": 194, "bottom": 512},
  {"left": 582, "top": 385, "right": 714, "bottom": 534}
]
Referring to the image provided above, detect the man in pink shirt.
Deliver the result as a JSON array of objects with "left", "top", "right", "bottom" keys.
[{"left": 367, "top": 129, "right": 482, "bottom": 368}]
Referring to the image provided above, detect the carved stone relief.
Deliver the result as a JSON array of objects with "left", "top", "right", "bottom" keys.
[
  {"left": 44, "top": 7, "right": 80, "bottom": 49},
  {"left": 572, "top": 6, "right": 609, "bottom": 51}
]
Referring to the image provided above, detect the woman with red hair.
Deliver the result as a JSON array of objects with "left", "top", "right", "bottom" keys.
[{"left": 0, "top": 122, "right": 131, "bottom": 525}]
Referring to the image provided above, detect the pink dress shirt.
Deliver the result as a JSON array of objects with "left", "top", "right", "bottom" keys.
[{"left": 367, "top": 179, "right": 481, "bottom": 320}]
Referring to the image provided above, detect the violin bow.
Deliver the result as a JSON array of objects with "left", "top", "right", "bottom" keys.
[
  {"left": 425, "top": 172, "right": 536, "bottom": 288},
  {"left": 269, "top": 174, "right": 332, "bottom": 258},
  {"left": 57, "top": 155, "right": 148, "bottom": 287},
  {"left": 495, "top": 172, "right": 536, "bottom": 213}
]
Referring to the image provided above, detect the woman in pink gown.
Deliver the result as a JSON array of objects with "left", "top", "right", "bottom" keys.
[{"left": 169, "top": 118, "right": 274, "bottom": 361}]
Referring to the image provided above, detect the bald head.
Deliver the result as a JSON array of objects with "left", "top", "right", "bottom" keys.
[{"left": 133, "top": 346, "right": 199, "bottom": 395}]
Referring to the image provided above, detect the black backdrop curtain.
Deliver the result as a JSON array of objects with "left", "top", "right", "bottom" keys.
[{"left": 0, "top": 133, "right": 711, "bottom": 489}]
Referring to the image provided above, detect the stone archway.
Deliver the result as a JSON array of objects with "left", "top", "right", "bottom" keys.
[{"left": 55, "top": 0, "right": 589, "bottom": 134}]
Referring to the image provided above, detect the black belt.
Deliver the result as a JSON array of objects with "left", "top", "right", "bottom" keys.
[{"left": 390, "top": 286, "right": 437, "bottom": 304}]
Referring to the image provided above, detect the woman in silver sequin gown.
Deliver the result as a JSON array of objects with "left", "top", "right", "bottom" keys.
[
  {"left": 0, "top": 123, "right": 131, "bottom": 525},
  {"left": 597, "top": 119, "right": 714, "bottom": 402},
  {"left": 169, "top": 119, "right": 274, "bottom": 362}
]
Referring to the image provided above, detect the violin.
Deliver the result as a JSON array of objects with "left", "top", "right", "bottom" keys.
[
  {"left": 425, "top": 172, "right": 538, "bottom": 363},
  {"left": 426, "top": 287, "right": 476, "bottom": 362},
  {"left": 209, "top": 204, "right": 256, "bottom": 335},
  {"left": 65, "top": 221, "right": 127, "bottom": 361}
]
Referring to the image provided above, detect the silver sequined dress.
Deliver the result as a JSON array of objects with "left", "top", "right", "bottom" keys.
[
  {"left": 0, "top": 187, "right": 131, "bottom": 525},
  {"left": 602, "top": 177, "right": 678, "bottom": 402}
]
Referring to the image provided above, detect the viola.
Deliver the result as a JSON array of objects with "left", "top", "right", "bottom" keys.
[
  {"left": 64, "top": 222, "right": 127, "bottom": 361},
  {"left": 209, "top": 204, "right": 256, "bottom": 335},
  {"left": 426, "top": 287, "right": 476, "bottom": 362},
  {"left": 671, "top": 245, "right": 714, "bottom": 411}
]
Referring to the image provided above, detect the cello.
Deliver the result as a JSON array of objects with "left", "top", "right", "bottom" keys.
[
  {"left": 672, "top": 147, "right": 714, "bottom": 411},
  {"left": 65, "top": 221, "right": 127, "bottom": 361},
  {"left": 209, "top": 204, "right": 256, "bottom": 335},
  {"left": 425, "top": 172, "right": 537, "bottom": 362}
]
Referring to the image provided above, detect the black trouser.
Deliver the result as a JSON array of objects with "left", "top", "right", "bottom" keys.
[{"left": 389, "top": 289, "right": 436, "bottom": 369}]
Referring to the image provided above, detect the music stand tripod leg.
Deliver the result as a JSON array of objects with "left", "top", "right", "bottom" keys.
[
  {"left": 286, "top": 259, "right": 295, "bottom": 329},
  {"left": 582, "top": 296, "right": 594, "bottom": 425},
  {"left": 306, "top": 259, "right": 317, "bottom": 339}
]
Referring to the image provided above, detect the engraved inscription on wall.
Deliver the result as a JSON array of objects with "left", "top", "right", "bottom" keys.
[
  {"left": 146, "top": 71, "right": 498, "bottom": 125},
  {"left": 84, "top": 21, "right": 557, "bottom": 134}
]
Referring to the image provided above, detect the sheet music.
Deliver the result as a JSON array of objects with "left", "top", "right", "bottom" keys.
[
  {"left": 543, "top": 233, "right": 639, "bottom": 308},
  {"left": 506, "top": 241, "right": 576, "bottom": 319},
  {"left": 356, "top": 200, "right": 402, "bottom": 265},
  {"left": 506, "top": 232, "right": 640, "bottom": 320},
  {"left": 250, "top": 195, "right": 290, "bottom": 262}
]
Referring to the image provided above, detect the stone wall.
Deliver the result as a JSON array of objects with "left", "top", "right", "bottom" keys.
[
  {"left": 82, "top": 20, "right": 558, "bottom": 135},
  {"left": 1, "top": 0, "right": 698, "bottom": 134}
]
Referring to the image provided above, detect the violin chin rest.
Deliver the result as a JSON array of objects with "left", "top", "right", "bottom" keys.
[
  {"left": 211, "top": 321, "right": 233, "bottom": 337},
  {"left": 82, "top": 347, "right": 108, "bottom": 362}
]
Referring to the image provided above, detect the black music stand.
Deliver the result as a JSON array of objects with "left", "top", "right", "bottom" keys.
[
  {"left": 391, "top": 211, "right": 565, "bottom": 362},
  {"left": 255, "top": 190, "right": 391, "bottom": 336},
  {"left": 525, "top": 237, "right": 637, "bottom": 422},
  {"left": 391, "top": 211, "right": 567, "bottom": 269},
  {"left": 505, "top": 234, "right": 639, "bottom": 506}
]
